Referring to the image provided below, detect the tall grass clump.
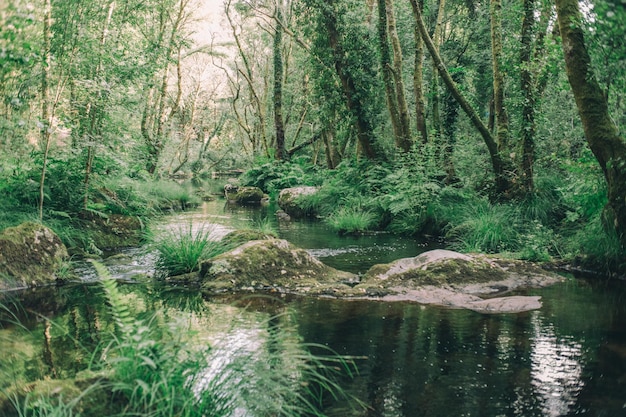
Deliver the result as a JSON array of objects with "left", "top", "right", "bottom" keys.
[
  {"left": 326, "top": 206, "right": 376, "bottom": 235},
  {"left": 92, "top": 262, "right": 232, "bottom": 417},
  {"left": 446, "top": 200, "right": 521, "bottom": 253},
  {"left": 152, "top": 224, "right": 233, "bottom": 276}
]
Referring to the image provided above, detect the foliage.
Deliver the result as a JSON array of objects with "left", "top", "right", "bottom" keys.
[
  {"left": 240, "top": 158, "right": 322, "bottom": 197},
  {"left": 3, "top": 263, "right": 359, "bottom": 417},
  {"left": 325, "top": 206, "right": 376, "bottom": 235},
  {"left": 151, "top": 224, "right": 234, "bottom": 277},
  {"left": 445, "top": 200, "right": 521, "bottom": 253}
]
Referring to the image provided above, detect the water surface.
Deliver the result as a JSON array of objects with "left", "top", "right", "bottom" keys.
[{"left": 1, "top": 199, "right": 625, "bottom": 417}]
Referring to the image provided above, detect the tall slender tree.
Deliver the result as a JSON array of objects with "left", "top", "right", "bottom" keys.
[
  {"left": 409, "top": 0, "right": 428, "bottom": 143},
  {"left": 273, "top": 1, "right": 287, "bottom": 160}
]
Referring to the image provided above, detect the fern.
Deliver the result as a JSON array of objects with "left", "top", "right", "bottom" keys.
[{"left": 91, "top": 261, "right": 134, "bottom": 337}]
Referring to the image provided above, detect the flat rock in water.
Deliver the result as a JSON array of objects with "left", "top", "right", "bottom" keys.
[{"left": 350, "top": 249, "right": 564, "bottom": 313}]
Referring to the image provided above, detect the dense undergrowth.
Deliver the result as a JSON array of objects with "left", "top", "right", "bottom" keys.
[
  {"left": 1, "top": 144, "right": 624, "bottom": 276},
  {"left": 240, "top": 152, "right": 626, "bottom": 276}
]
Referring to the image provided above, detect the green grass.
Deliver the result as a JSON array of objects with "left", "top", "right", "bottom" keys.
[
  {"left": 326, "top": 207, "right": 376, "bottom": 235},
  {"left": 152, "top": 224, "right": 233, "bottom": 276},
  {"left": 446, "top": 201, "right": 521, "bottom": 253}
]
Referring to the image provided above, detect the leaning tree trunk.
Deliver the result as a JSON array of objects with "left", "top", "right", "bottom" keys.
[
  {"left": 555, "top": 0, "right": 626, "bottom": 248},
  {"left": 412, "top": 0, "right": 515, "bottom": 196}
]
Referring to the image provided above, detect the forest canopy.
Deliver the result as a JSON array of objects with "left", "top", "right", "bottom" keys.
[{"left": 1, "top": 0, "right": 625, "bottom": 273}]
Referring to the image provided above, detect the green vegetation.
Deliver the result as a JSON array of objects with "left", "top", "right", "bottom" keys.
[
  {"left": 151, "top": 224, "right": 234, "bottom": 277},
  {"left": 1, "top": 264, "right": 358, "bottom": 417},
  {"left": 0, "top": 0, "right": 624, "bottom": 275}
]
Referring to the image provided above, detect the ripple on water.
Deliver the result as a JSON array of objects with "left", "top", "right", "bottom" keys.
[{"left": 530, "top": 315, "right": 584, "bottom": 416}]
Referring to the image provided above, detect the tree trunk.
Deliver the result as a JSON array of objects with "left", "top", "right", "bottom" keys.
[
  {"left": 409, "top": 0, "right": 428, "bottom": 143},
  {"left": 377, "top": 0, "right": 403, "bottom": 148},
  {"left": 555, "top": 0, "right": 626, "bottom": 248},
  {"left": 430, "top": 0, "right": 447, "bottom": 143},
  {"left": 490, "top": 0, "right": 510, "bottom": 154},
  {"left": 519, "top": 0, "right": 535, "bottom": 193},
  {"left": 273, "top": 4, "right": 287, "bottom": 160},
  {"left": 385, "top": 0, "right": 412, "bottom": 151},
  {"left": 38, "top": 0, "right": 52, "bottom": 222},
  {"left": 83, "top": 0, "right": 115, "bottom": 209},
  {"left": 322, "top": 1, "right": 382, "bottom": 160},
  {"left": 411, "top": 2, "right": 514, "bottom": 195}
]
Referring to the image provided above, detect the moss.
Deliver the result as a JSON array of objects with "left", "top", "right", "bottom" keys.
[
  {"left": 199, "top": 239, "right": 356, "bottom": 294},
  {"left": 221, "top": 229, "right": 277, "bottom": 247},
  {"left": 0, "top": 222, "right": 68, "bottom": 290},
  {"left": 77, "top": 211, "right": 143, "bottom": 250},
  {"left": 362, "top": 255, "right": 507, "bottom": 290}
]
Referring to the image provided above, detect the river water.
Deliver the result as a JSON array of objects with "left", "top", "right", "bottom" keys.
[{"left": 1, "top": 200, "right": 626, "bottom": 416}]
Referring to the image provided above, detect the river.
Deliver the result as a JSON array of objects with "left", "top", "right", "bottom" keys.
[{"left": 1, "top": 199, "right": 626, "bottom": 416}]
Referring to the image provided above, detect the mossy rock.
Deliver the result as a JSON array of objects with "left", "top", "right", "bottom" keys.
[
  {"left": 199, "top": 239, "right": 355, "bottom": 294},
  {"left": 220, "top": 229, "right": 277, "bottom": 247},
  {"left": 224, "top": 186, "right": 266, "bottom": 206},
  {"left": 0, "top": 222, "right": 69, "bottom": 290},
  {"left": 357, "top": 249, "right": 562, "bottom": 296},
  {"left": 77, "top": 211, "right": 143, "bottom": 250},
  {"left": 0, "top": 371, "right": 119, "bottom": 417},
  {"left": 360, "top": 249, "right": 507, "bottom": 289},
  {"left": 277, "top": 186, "right": 319, "bottom": 218}
]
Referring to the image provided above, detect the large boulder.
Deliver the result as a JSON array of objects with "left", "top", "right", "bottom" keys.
[
  {"left": 199, "top": 239, "right": 356, "bottom": 294},
  {"left": 224, "top": 185, "right": 266, "bottom": 205},
  {"left": 0, "top": 222, "right": 69, "bottom": 290},
  {"left": 277, "top": 186, "right": 319, "bottom": 218},
  {"left": 78, "top": 211, "right": 143, "bottom": 251},
  {"left": 348, "top": 249, "right": 564, "bottom": 313}
]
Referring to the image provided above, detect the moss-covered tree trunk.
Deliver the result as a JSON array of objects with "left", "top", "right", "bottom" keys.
[
  {"left": 490, "top": 0, "right": 510, "bottom": 154},
  {"left": 409, "top": 0, "right": 428, "bottom": 143},
  {"left": 322, "top": 1, "right": 382, "bottom": 160},
  {"left": 519, "top": 0, "right": 536, "bottom": 193},
  {"left": 386, "top": 0, "right": 412, "bottom": 151},
  {"left": 412, "top": 1, "right": 514, "bottom": 196},
  {"left": 377, "top": 0, "right": 403, "bottom": 147},
  {"left": 273, "top": 5, "right": 287, "bottom": 160},
  {"left": 555, "top": 0, "right": 626, "bottom": 248}
]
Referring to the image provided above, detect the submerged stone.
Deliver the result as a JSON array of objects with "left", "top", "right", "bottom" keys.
[{"left": 0, "top": 222, "right": 68, "bottom": 290}]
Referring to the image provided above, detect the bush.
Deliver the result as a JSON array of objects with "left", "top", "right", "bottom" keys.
[{"left": 240, "top": 157, "right": 322, "bottom": 197}]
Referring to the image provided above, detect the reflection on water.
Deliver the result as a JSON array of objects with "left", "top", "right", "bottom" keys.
[
  {"left": 2, "top": 197, "right": 626, "bottom": 416},
  {"left": 531, "top": 318, "right": 584, "bottom": 416},
  {"left": 2, "top": 276, "right": 626, "bottom": 416}
]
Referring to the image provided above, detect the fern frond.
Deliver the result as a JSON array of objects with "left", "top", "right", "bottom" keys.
[{"left": 91, "top": 261, "right": 134, "bottom": 337}]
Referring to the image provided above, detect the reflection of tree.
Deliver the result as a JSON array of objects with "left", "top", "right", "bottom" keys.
[{"left": 293, "top": 298, "right": 593, "bottom": 416}]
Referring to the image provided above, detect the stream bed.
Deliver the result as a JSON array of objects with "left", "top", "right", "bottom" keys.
[{"left": 2, "top": 200, "right": 626, "bottom": 416}]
